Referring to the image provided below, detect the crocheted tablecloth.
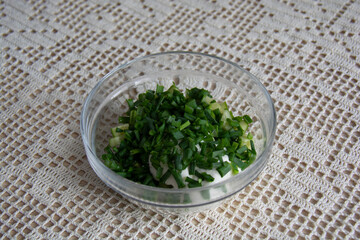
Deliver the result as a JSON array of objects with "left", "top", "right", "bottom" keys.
[{"left": 1, "top": 0, "right": 359, "bottom": 239}]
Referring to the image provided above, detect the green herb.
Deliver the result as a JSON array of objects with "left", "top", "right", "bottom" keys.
[
  {"left": 217, "top": 162, "right": 232, "bottom": 177},
  {"left": 243, "top": 115, "right": 253, "bottom": 124},
  {"left": 185, "top": 177, "right": 202, "bottom": 188},
  {"left": 195, "top": 170, "right": 214, "bottom": 182},
  {"left": 102, "top": 84, "right": 256, "bottom": 188}
]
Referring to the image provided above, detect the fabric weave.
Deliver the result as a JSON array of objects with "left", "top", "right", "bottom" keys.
[{"left": 1, "top": 0, "right": 359, "bottom": 239}]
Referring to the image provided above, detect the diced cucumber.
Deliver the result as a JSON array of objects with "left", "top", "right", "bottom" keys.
[
  {"left": 221, "top": 110, "right": 232, "bottom": 121},
  {"left": 209, "top": 102, "right": 228, "bottom": 114},
  {"left": 111, "top": 124, "right": 129, "bottom": 137},
  {"left": 239, "top": 120, "right": 248, "bottom": 132},
  {"left": 240, "top": 136, "right": 251, "bottom": 149},
  {"left": 221, "top": 110, "right": 232, "bottom": 130},
  {"left": 201, "top": 95, "right": 213, "bottom": 105},
  {"left": 209, "top": 102, "right": 221, "bottom": 111},
  {"left": 220, "top": 102, "right": 228, "bottom": 111},
  {"left": 109, "top": 136, "right": 123, "bottom": 147}
]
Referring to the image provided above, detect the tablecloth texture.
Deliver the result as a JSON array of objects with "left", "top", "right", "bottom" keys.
[{"left": 1, "top": 0, "right": 359, "bottom": 239}]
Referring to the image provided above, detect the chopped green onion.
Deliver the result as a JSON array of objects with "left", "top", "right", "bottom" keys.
[
  {"left": 170, "top": 169, "right": 185, "bottom": 188},
  {"left": 184, "top": 112, "right": 196, "bottom": 121},
  {"left": 175, "top": 155, "right": 182, "bottom": 170},
  {"left": 159, "top": 170, "right": 171, "bottom": 183},
  {"left": 126, "top": 99, "right": 134, "bottom": 109},
  {"left": 243, "top": 115, "right": 253, "bottom": 124},
  {"left": 212, "top": 150, "right": 226, "bottom": 158},
  {"left": 130, "top": 148, "right": 141, "bottom": 155},
  {"left": 204, "top": 109, "right": 217, "bottom": 124},
  {"left": 156, "top": 85, "right": 164, "bottom": 94},
  {"left": 217, "top": 162, "right": 232, "bottom": 177},
  {"left": 184, "top": 105, "right": 194, "bottom": 114},
  {"left": 186, "top": 177, "right": 202, "bottom": 188},
  {"left": 250, "top": 140, "right": 256, "bottom": 154},
  {"left": 236, "top": 145, "right": 248, "bottom": 155},
  {"left": 195, "top": 170, "right": 214, "bottom": 182},
  {"left": 233, "top": 157, "right": 250, "bottom": 170},
  {"left": 189, "top": 161, "right": 195, "bottom": 175},
  {"left": 103, "top": 85, "right": 256, "bottom": 188},
  {"left": 155, "top": 167, "right": 163, "bottom": 180},
  {"left": 183, "top": 148, "right": 193, "bottom": 160},
  {"left": 172, "top": 131, "right": 184, "bottom": 140},
  {"left": 180, "top": 120, "right": 191, "bottom": 131},
  {"left": 118, "top": 116, "right": 130, "bottom": 123}
]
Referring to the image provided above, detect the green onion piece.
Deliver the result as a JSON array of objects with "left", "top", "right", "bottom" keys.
[
  {"left": 248, "top": 151, "right": 256, "bottom": 162},
  {"left": 217, "top": 162, "right": 232, "bottom": 177},
  {"left": 233, "top": 157, "right": 249, "bottom": 170},
  {"left": 171, "top": 120, "right": 181, "bottom": 128},
  {"left": 155, "top": 167, "right": 163, "bottom": 180},
  {"left": 236, "top": 145, "right": 248, "bottom": 155},
  {"left": 183, "top": 148, "right": 193, "bottom": 160},
  {"left": 156, "top": 85, "right": 164, "bottom": 94},
  {"left": 159, "top": 170, "right": 171, "bottom": 183},
  {"left": 229, "top": 119, "right": 240, "bottom": 127},
  {"left": 146, "top": 90, "right": 155, "bottom": 100},
  {"left": 170, "top": 169, "right": 185, "bottom": 188},
  {"left": 195, "top": 170, "right": 214, "bottom": 182},
  {"left": 175, "top": 155, "right": 182, "bottom": 170},
  {"left": 204, "top": 109, "right": 217, "bottom": 124},
  {"left": 179, "top": 140, "right": 188, "bottom": 150},
  {"left": 126, "top": 99, "right": 134, "bottom": 109},
  {"left": 243, "top": 115, "right": 253, "bottom": 124},
  {"left": 188, "top": 182, "right": 202, "bottom": 188},
  {"left": 186, "top": 99, "right": 197, "bottom": 109},
  {"left": 213, "top": 108, "right": 221, "bottom": 119},
  {"left": 130, "top": 148, "right": 141, "bottom": 155},
  {"left": 231, "top": 161, "right": 239, "bottom": 174},
  {"left": 158, "top": 122, "right": 165, "bottom": 134},
  {"left": 189, "top": 161, "right": 195, "bottom": 175},
  {"left": 129, "top": 110, "right": 137, "bottom": 126},
  {"left": 224, "top": 137, "right": 231, "bottom": 147},
  {"left": 201, "top": 95, "right": 213, "bottom": 105},
  {"left": 250, "top": 140, "right": 256, "bottom": 154},
  {"left": 180, "top": 120, "right": 191, "bottom": 131},
  {"left": 184, "top": 112, "right": 196, "bottom": 121},
  {"left": 110, "top": 161, "right": 121, "bottom": 171},
  {"left": 229, "top": 142, "right": 239, "bottom": 152},
  {"left": 172, "top": 131, "right": 184, "bottom": 140},
  {"left": 118, "top": 116, "right": 130, "bottom": 123},
  {"left": 229, "top": 130, "right": 243, "bottom": 138},
  {"left": 185, "top": 177, "right": 199, "bottom": 184},
  {"left": 185, "top": 105, "right": 194, "bottom": 114},
  {"left": 212, "top": 150, "right": 226, "bottom": 158}
]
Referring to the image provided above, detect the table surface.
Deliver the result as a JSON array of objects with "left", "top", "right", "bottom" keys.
[{"left": 1, "top": 0, "right": 359, "bottom": 239}]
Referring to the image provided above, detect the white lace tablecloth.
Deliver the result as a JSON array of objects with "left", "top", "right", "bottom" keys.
[{"left": 1, "top": 0, "right": 359, "bottom": 239}]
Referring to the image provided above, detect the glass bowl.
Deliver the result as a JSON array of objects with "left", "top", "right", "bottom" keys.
[{"left": 80, "top": 52, "right": 276, "bottom": 213}]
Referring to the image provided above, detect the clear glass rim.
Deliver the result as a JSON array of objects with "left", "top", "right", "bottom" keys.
[{"left": 80, "top": 51, "right": 277, "bottom": 203}]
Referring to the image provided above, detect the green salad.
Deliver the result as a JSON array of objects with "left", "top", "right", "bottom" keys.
[{"left": 102, "top": 84, "right": 256, "bottom": 188}]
